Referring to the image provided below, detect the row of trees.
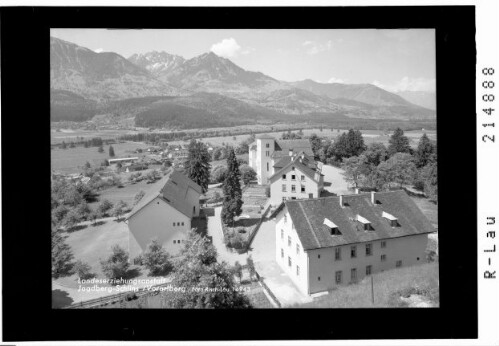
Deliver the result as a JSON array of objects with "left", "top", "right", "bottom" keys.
[{"left": 337, "top": 130, "right": 437, "bottom": 202}]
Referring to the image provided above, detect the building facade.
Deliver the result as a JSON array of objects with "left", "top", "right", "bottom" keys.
[
  {"left": 126, "top": 170, "right": 202, "bottom": 259},
  {"left": 274, "top": 190, "right": 436, "bottom": 295}
]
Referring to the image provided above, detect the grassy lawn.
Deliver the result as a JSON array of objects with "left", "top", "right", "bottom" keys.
[
  {"left": 51, "top": 141, "right": 150, "bottom": 173},
  {"left": 295, "top": 262, "right": 439, "bottom": 308}
]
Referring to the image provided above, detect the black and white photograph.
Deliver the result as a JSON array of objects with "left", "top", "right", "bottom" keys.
[{"left": 50, "top": 28, "right": 439, "bottom": 310}]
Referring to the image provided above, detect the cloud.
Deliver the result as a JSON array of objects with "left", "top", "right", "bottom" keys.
[
  {"left": 327, "top": 77, "right": 346, "bottom": 84},
  {"left": 372, "top": 77, "right": 436, "bottom": 92},
  {"left": 94, "top": 48, "right": 104, "bottom": 53},
  {"left": 210, "top": 38, "right": 242, "bottom": 58},
  {"left": 302, "top": 40, "right": 333, "bottom": 55},
  {"left": 240, "top": 46, "right": 255, "bottom": 55}
]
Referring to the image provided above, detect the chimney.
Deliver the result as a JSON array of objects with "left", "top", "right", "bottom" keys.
[
  {"left": 339, "top": 195, "right": 343, "bottom": 208},
  {"left": 371, "top": 191, "right": 375, "bottom": 204},
  {"left": 289, "top": 149, "right": 293, "bottom": 156}
]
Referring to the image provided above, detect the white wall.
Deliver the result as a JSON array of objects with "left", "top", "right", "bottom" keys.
[
  {"left": 306, "top": 233, "right": 429, "bottom": 294},
  {"left": 256, "top": 138, "right": 275, "bottom": 185},
  {"left": 128, "top": 197, "right": 191, "bottom": 259},
  {"left": 270, "top": 165, "right": 320, "bottom": 205},
  {"left": 275, "top": 208, "right": 309, "bottom": 295}
]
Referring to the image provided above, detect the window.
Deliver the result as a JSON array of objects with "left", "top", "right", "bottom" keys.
[
  {"left": 335, "top": 271, "right": 342, "bottom": 284},
  {"left": 288, "top": 236, "right": 291, "bottom": 247},
  {"left": 266, "top": 151, "right": 270, "bottom": 157},
  {"left": 296, "top": 244, "right": 300, "bottom": 254},
  {"left": 351, "top": 268, "right": 357, "bottom": 282},
  {"left": 291, "top": 185, "right": 296, "bottom": 193},
  {"left": 267, "top": 162, "right": 269, "bottom": 171},
  {"left": 318, "top": 276, "right": 321, "bottom": 281},
  {"left": 335, "top": 247, "right": 341, "bottom": 261},
  {"left": 181, "top": 222, "right": 184, "bottom": 226},
  {"left": 282, "top": 197, "right": 286, "bottom": 201},
  {"left": 301, "top": 186, "right": 305, "bottom": 193},
  {"left": 282, "top": 184, "right": 287, "bottom": 192},
  {"left": 366, "top": 265, "right": 372, "bottom": 276},
  {"left": 288, "top": 256, "right": 292, "bottom": 267},
  {"left": 381, "top": 241, "right": 386, "bottom": 248},
  {"left": 173, "top": 240, "right": 176, "bottom": 244},
  {"left": 396, "top": 260, "right": 402, "bottom": 268},
  {"left": 291, "top": 166, "right": 295, "bottom": 171},
  {"left": 381, "top": 254, "right": 386, "bottom": 262},
  {"left": 291, "top": 174, "right": 296, "bottom": 180},
  {"left": 281, "top": 249, "right": 284, "bottom": 258},
  {"left": 193, "top": 206, "right": 196, "bottom": 214},
  {"left": 351, "top": 246, "right": 357, "bottom": 258},
  {"left": 281, "top": 229, "right": 284, "bottom": 239},
  {"left": 284, "top": 215, "right": 287, "bottom": 223},
  {"left": 173, "top": 222, "right": 175, "bottom": 226},
  {"left": 297, "top": 266, "right": 300, "bottom": 276},
  {"left": 177, "top": 222, "right": 180, "bottom": 226},
  {"left": 318, "top": 254, "right": 321, "bottom": 259},
  {"left": 282, "top": 174, "right": 287, "bottom": 180},
  {"left": 301, "top": 175, "right": 305, "bottom": 181},
  {"left": 366, "top": 243, "right": 372, "bottom": 256},
  {"left": 266, "top": 143, "right": 270, "bottom": 148}
]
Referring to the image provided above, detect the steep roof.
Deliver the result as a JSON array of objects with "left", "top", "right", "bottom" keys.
[
  {"left": 269, "top": 156, "right": 319, "bottom": 184},
  {"left": 284, "top": 190, "right": 436, "bottom": 251},
  {"left": 126, "top": 170, "right": 202, "bottom": 220},
  {"left": 274, "top": 139, "right": 314, "bottom": 157},
  {"left": 273, "top": 152, "right": 317, "bottom": 170}
]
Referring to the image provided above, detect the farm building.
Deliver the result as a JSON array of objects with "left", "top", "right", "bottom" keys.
[
  {"left": 108, "top": 157, "right": 139, "bottom": 165},
  {"left": 269, "top": 152, "right": 324, "bottom": 206},
  {"left": 248, "top": 135, "right": 315, "bottom": 185},
  {"left": 126, "top": 170, "right": 202, "bottom": 259},
  {"left": 274, "top": 190, "right": 436, "bottom": 296}
]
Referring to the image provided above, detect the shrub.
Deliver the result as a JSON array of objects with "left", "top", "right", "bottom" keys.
[
  {"left": 73, "top": 260, "right": 95, "bottom": 280},
  {"left": 133, "top": 254, "right": 144, "bottom": 265},
  {"left": 100, "top": 245, "right": 130, "bottom": 281},
  {"left": 97, "top": 199, "right": 113, "bottom": 216},
  {"left": 142, "top": 239, "right": 173, "bottom": 276}
]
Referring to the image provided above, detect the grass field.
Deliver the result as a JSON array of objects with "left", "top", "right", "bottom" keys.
[
  {"left": 50, "top": 128, "right": 139, "bottom": 144},
  {"left": 295, "top": 262, "right": 439, "bottom": 308},
  {"left": 51, "top": 141, "right": 150, "bottom": 173}
]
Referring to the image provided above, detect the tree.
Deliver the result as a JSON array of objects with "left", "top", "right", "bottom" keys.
[
  {"left": 143, "top": 239, "right": 173, "bottom": 276},
  {"left": 97, "top": 199, "right": 113, "bottom": 216},
  {"left": 100, "top": 245, "right": 130, "bottom": 281},
  {"left": 165, "top": 229, "right": 251, "bottom": 309},
  {"left": 345, "top": 129, "right": 366, "bottom": 157},
  {"left": 309, "top": 134, "right": 323, "bottom": 160},
  {"left": 73, "top": 260, "right": 95, "bottom": 280},
  {"left": 134, "top": 190, "right": 146, "bottom": 205},
  {"left": 420, "top": 161, "right": 438, "bottom": 202},
  {"left": 239, "top": 164, "right": 257, "bottom": 185},
  {"left": 341, "top": 156, "right": 364, "bottom": 189},
  {"left": 377, "top": 153, "right": 417, "bottom": 189},
  {"left": 233, "top": 261, "right": 243, "bottom": 283},
  {"left": 221, "top": 148, "right": 243, "bottom": 225},
  {"left": 89, "top": 210, "right": 101, "bottom": 226},
  {"left": 388, "top": 128, "right": 412, "bottom": 156},
  {"left": 328, "top": 129, "right": 365, "bottom": 162},
  {"left": 98, "top": 145, "right": 104, "bottom": 153},
  {"left": 109, "top": 145, "right": 115, "bottom": 157},
  {"left": 184, "top": 140, "right": 211, "bottom": 193},
  {"left": 112, "top": 200, "right": 128, "bottom": 221},
  {"left": 210, "top": 165, "right": 227, "bottom": 184},
  {"left": 52, "top": 204, "right": 69, "bottom": 226},
  {"left": 414, "top": 133, "right": 435, "bottom": 168},
  {"left": 62, "top": 209, "right": 81, "bottom": 231},
  {"left": 52, "top": 227, "right": 74, "bottom": 278}
]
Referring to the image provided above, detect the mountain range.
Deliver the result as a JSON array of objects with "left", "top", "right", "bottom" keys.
[{"left": 50, "top": 37, "right": 436, "bottom": 128}]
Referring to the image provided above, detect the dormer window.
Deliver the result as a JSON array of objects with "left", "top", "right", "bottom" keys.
[
  {"left": 324, "top": 218, "right": 341, "bottom": 236},
  {"left": 356, "top": 215, "right": 373, "bottom": 231},
  {"left": 382, "top": 211, "right": 399, "bottom": 227},
  {"left": 291, "top": 166, "right": 295, "bottom": 171}
]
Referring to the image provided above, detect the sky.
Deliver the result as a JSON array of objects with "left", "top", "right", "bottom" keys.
[{"left": 51, "top": 29, "right": 436, "bottom": 92}]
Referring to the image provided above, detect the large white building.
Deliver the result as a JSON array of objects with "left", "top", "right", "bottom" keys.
[
  {"left": 269, "top": 152, "right": 324, "bottom": 205},
  {"left": 126, "top": 170, "right": 202, "bottom": 259},
  {"left": 274, "top": 190, "right": 436, "bottom": 296},
  {"left": 249, "top": 135, "right": 315, "bottom": 185}
]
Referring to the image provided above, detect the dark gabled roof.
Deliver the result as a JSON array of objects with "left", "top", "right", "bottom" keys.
[
  {"left": 284, "top": 190, "right": 436, "bottom": 251},
  {"left": 269, "top": 156, "right": 319, "bottom": 183},
  {"left": 273, "top": 152, "right": 317, "bottom": 170},
  {"left": 274, "top": 139, "right": 314, "bottom": 157},
  {"left": 126, "top": 170, "right": 202, "bottom": 220}
]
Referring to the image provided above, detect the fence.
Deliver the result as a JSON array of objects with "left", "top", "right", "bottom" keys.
[{"left": 254, "top": 270, "right": 282, "bottom": 308}]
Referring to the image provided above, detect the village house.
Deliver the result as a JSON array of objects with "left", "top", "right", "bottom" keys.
[
  {"left": 274, "top": 190, "right": 436, "bottom": 296},
  {"left": 248, "top": 135, "right": 315, "bottom": 185},
  {"left": 269, "top": 152, "right": 324, "bottom": 205},
  {"left": 126, "top": 170, "right": 202, "bottom": 259}
]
